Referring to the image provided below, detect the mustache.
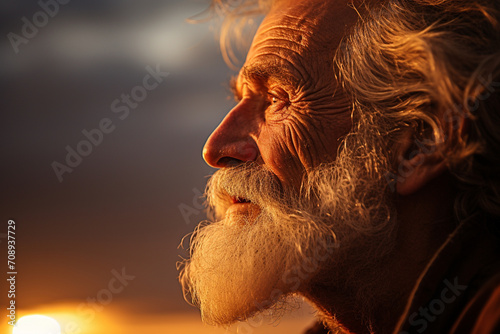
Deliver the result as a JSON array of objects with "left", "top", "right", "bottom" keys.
[{"left": 205, "top": 162, "right": 288, "bottom": 216}]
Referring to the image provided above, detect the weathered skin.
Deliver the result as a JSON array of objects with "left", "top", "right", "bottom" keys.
[
  {"left": 201, "top": 1, "right": 458, "bottom": 333},
  {"left": 203, "top": 0, "right": 360, "bottom": 189}
]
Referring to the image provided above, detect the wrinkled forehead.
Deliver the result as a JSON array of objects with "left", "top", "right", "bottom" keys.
[
  {"left": 247, "top": 0, "right": 362, "bottom": 59},
  {"left": 243, "top": 0, "right": 364, "bottom": 85}
]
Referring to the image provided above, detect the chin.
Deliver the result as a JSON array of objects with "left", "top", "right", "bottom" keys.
[
  {"left": 180, "top": 157, "right": 394, "bottom": 326},
  {"left": 180, "top": 203, "right": 339, "bottom": 326}
]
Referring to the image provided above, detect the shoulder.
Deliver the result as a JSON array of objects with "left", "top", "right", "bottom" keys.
[{"left": 452, "top": 270, "right": 500, "bottom": 333}]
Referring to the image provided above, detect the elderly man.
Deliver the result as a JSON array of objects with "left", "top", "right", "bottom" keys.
[{"left": 179, "top": 0, "right": 500, "bottom": 333}]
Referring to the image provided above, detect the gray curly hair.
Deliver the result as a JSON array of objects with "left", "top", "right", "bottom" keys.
[
  {"left": 336, "top": 0, "right": 500, "bottom": 222},
  {"left": 208, "top": 0, "right": 500, "bottom": 223}
]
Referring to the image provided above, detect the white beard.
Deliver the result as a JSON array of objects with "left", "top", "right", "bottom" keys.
[
  {"left": 181, "top": 205, "right": 339, "bottom": 325},
  {"left": 179, "top": 135, "right": 396, "bottom": 326}
]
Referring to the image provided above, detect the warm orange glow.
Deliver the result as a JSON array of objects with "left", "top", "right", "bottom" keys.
[
  {"left": 1, "top": 301, "right": 315, "bottom": 334},
  {"left": 13, "top": 315, "right": 60, "bottom": 334},
  {"left": 1, "top": 303, "right": 118, "bottom": 334}
]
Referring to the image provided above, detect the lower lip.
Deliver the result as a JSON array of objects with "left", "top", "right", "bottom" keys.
[{"left": 226, "top": 202, "right": 261, "bottom": 220}]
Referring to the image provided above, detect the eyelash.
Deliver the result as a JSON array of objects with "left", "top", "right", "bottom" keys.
[
  {"left": 229, "top": 76, "right": 290, "bottom": 113},
  {"left": 267, "top": 91, "right": 290, "bottom": 114}
]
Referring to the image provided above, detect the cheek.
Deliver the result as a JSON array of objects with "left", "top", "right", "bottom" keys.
[
  {"left": 257, "top": 114, "right": 352, "bottom": 188},
  {"left": 319, "top": 114, "right": 352, "bottom": 160},
  {"left": 257, "top": 122, "right": 305, "bottom": 188}
]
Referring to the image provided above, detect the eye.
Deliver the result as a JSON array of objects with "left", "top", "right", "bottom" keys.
[
  {"left": 265, "top": 90, "right": 290, "bottom": 120},
  {"left": 267, "top": 90, "right": 288, "bottom": 106},
  {"left": 267, "top": 94, "right": 284, "bottom": 110}
]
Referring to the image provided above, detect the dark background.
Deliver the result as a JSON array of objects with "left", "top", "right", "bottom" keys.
[{"left": 0, "top": 1, "right": 315, "bottom": 333}]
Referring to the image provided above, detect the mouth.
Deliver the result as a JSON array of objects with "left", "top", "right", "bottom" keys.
[
  {"left": 231, "top": 196, "right": 252, "bottom": 204},
  {"left": 225, "top": 196, "right": 260, "bottom": 224}
]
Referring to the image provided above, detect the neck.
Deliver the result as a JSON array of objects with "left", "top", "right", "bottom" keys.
[{"left": 302, "top": 174, "right": 457, "bottom": 333}]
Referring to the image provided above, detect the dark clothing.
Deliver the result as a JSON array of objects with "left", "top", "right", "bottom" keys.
[
  {"left": 394, "top": 218, "right": 500, "bottom": 334},
  {"left": 304, "top": 218, "right": 500, "bottom": 334}
]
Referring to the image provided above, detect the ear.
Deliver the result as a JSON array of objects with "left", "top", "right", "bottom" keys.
[
  {"left": 395, "top": 106, "right": 471, "bottom": 195},
  {"left": 394, "top": 127, "right": 449, "bottom": 196},
  {"left": 396, "top": 151, "right": 448, "bottom": 196}
]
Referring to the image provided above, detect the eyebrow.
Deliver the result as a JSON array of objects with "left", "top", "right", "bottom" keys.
[
  {"left": 241, "top": 64, "right": 299, "bottom": 87},
  {"left": 229, "top": 63, "right": 300, "bottom": 100}
]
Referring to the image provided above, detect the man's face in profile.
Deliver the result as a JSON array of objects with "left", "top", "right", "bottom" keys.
[{"left": 180, "top": 0, "right": 395, "bottom": 326}]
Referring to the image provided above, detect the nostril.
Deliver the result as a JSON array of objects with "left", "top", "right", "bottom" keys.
[
  {"left": 202, "top": 128, "right": 259, "bottom": 167},
  {"left": 217, "top": 157, "right": 243, "bottom": 167}
]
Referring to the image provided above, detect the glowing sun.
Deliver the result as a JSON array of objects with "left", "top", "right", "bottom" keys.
[{"left": 13, "top": 315, "right": 61, "bottom": 334}]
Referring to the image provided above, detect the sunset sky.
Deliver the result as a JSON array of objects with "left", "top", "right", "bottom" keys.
[{"left": 1, "top": 0, "right": 316, "bottom": 333}]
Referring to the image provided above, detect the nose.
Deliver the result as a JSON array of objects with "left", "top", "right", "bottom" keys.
[{"left": 203, "top": 100, "right": 259, "bottom": 168}]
